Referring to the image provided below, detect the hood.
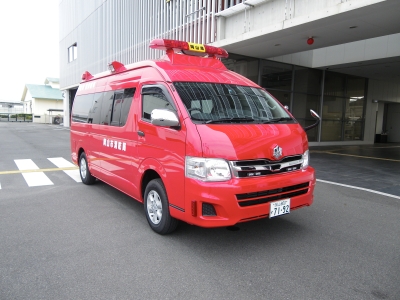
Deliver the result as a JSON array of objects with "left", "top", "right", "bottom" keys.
[{"left": 195, "top": 123, "right": 307, "bottom": 161}]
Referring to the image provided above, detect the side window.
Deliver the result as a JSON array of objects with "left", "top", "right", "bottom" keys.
[
  {"left": 110, "top": 92, "right": 124, "bottom": 126},
  {"left": 73, "top": 89, "right": 135, "bottom": 126},
  {"left": 142, "top": 86, "right": 175, "bottom": 121},
  {"left": 100, "top": 88, "right": 135, "bottom": 126},
  {"left": 88, "top": 92, "right": 103, "bottom": 124},
  {"left": 120, "top": 88, "right": 135, "bottom": 126},
  {"left": 72, "top": 94, "right": 94, "bottom": 123},
  {"left": 100, "top": 91, "right": 114, "bottom": 125}
]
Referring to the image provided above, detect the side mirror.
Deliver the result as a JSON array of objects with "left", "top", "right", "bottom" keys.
[
  {"left": 303, "top": 109, "right": 321, "bottom": 132},
  {"left": 151, "top": 109, "right": 180, "bottom": 127}
]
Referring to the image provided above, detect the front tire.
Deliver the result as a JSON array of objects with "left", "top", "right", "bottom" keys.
[
  {"left": 144, "top": 179, "right": 178, "bottom": 235},
  {"left": 79, "top": 152, "right": 96, "bottom": 185}
]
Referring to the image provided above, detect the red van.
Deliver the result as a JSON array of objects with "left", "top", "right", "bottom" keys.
[{"left": 70, "top": 39, "right": 319, "bottom": 234}]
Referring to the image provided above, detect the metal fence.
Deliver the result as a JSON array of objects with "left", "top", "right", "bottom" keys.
[{"left": 0, "top": 114, "right": 33, "bottom": 122}]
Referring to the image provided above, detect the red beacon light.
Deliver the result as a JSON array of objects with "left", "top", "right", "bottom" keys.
[
  {"left": 108, "top": 61, "right": 126, "bottom": 73},
  {"left": 81, "top": 71, "right": 93, "bottom": 81},
  {"left": 149, "top": 39, "right": 228, "bottom": 58}
]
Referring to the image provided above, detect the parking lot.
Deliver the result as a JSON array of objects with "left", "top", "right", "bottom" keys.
[{"left": 0, "top": 122, "right": 399, "bottom": 300}]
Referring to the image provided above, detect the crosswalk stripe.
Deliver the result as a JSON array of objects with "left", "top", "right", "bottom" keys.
[
  {"left": 48, "top": 157, "right": 82, "bottom": 182},
  {"left": 14, "top": 159, "right": 54, "bottom": 187}
]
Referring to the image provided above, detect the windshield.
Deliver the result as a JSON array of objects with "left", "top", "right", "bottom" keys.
[{"left": 174, "top": 82, "right": 293, "bottom": 124}]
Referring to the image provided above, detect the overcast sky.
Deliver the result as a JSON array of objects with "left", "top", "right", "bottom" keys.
[{"left": 0, "top": 0, "right": 59, "bottom": 102}]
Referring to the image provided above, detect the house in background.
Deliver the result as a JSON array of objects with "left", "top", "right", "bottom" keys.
[{"left": 21, "top": 77, "right": 64, "bottom": 124}]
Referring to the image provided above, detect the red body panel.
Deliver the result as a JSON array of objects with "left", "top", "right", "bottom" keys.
[{"left": 70, "top": 51, "right": 315, "bottom": 227}]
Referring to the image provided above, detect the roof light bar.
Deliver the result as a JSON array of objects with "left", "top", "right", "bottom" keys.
[
  {"left": 203, "top": 44, "right": 229, "bottom": 58},
  {"left": 149, "top": 39, "right": 228, "bottom": 58}
]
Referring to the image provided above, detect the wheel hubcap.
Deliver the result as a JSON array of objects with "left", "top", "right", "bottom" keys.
[
  {"left": 147, "top": 190, "right": 163, "bottom": 225},
  {"left": 80, "top": 157, "right": 87, "bottom": 179}
]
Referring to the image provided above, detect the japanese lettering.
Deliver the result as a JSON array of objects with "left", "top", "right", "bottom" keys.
[{"left": 102, "top": 139, "right": 127, "bottom": 152}]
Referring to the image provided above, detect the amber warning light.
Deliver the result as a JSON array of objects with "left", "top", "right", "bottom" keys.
[{"left": 149, "top": 39, "right": 229, "bottom": 58}]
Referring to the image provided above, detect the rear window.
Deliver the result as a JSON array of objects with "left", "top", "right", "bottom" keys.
[{"left": 174, "top": 82, "right": 292, "bottom": 124}]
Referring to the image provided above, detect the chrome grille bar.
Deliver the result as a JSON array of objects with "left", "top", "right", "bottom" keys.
[{"left": 229, "top": 155, "right": 303, "bottom": 178}]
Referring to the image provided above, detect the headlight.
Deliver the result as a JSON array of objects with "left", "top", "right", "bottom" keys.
[
  {"left": 185, "top": 156, "right": 231, "bottom": 181},
  {"left": 301, "top": 150, "right": 309, "bottom": 169}
]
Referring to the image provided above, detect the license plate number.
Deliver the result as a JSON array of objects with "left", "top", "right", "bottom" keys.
[{"left": 269, "top": 199, "right": 290, "bottom": 218}]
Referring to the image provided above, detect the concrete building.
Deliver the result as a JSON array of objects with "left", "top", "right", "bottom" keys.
[
  {"left": 59, "top": 0, "right": 400, "bottom": 144},
  {"left": 21, "top": 78, "right": 64, "bottom": 124}
]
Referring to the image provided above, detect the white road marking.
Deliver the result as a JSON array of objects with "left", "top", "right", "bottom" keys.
[
  {"left": 14, "top": 159, "right": 54, "bottom": 187},
  {"left": 317, "top": 179, "right": 400, "bottom": 200},
  {"left": 47, "top": 157, "right": 81, "bottom": 182}
]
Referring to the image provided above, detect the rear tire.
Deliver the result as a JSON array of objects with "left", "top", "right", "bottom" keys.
[
  {"left": 144, "top": 179, "right": 179, "bottom": 235},
  {"left": 79, "top": 152, "right": 96, "bottom": 185}
]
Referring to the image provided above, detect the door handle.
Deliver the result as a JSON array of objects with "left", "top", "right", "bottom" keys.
[{"left": 138, "top": 130, "right": 145, "bottom": 137}]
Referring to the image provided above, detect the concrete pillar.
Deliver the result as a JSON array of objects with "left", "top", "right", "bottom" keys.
[
  {"left": 216, "top": 16, "right": 225, "bottom": 41},
  {"left": 63, "top": 90, "right": 70, "bottom": 127}
]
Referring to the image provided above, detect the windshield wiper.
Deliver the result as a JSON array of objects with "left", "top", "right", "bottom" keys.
[
  {"left": 262, "top": 117, "right": 293, "bottom": 124},
  {"left": 205, "top": 117, "right": 255, "bottom": 124}
]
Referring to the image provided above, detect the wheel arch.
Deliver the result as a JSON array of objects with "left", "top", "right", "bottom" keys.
[
  {"left": 139, "top": 158, "right": 167, "bottom": 201},
  {"left": 78, "top": 147, "right": 85, "bottom": 160},
  {"left": 141, "top": 169, "right": 162, "bottom": 200}
]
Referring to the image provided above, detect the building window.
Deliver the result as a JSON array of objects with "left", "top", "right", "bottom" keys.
[
  {"left": 321, "top": 72, "right": 366, "bottom": 141},
  {"left": 292, "top": 67, "right": 323, "bottom": 142},
  {"left": 68, "top": 43, "right": 77, "bottom": 62},
  {"left": 259, "top": 60, "right": 293, "bottom": 109},
  {"left": 223, "top": 53, "right": 259, "bottom": 85}
]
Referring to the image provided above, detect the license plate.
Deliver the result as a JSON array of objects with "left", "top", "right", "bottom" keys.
[{"left": 269, "top": 199, "right": 290, "bottom": 218}]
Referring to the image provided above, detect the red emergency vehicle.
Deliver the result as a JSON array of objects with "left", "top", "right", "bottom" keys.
[{"left": 70, "top": 39, "right": 319, "bottom": 234}]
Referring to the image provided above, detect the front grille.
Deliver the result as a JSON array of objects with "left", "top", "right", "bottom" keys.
[
  {"left": 230, "top": 155, "right": 303, "bottom": 178},
  {"left": 236, "top": 182, "right": 309, "bottom": 207}
]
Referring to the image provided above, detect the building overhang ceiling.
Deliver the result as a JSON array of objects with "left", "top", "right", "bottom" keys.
[{"left": 213, "top": 0, "right": 400, "bottom": 81}]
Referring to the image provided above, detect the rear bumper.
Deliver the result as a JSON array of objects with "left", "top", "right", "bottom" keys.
[{"left": 178, "top": 167, "right": 315, "bottom": 227}]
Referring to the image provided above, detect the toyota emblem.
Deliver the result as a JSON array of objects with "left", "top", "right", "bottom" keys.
[{"left": 273, "top": 145, "right": 282, "bottom": 159}]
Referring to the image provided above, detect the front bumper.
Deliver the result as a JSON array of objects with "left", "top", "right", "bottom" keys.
[{"left": 179, "top": 167, "right": 316, "bottom": 227}]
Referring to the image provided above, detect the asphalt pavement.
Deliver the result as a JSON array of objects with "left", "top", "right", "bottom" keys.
[{"left": 310, "top": 143, "right": 400, "bottom": 197}]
